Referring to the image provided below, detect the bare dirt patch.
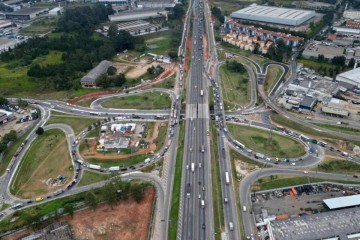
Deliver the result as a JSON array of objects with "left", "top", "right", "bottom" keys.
[{"left": 5, "top": 188, "right": 155, "bottom": 240}]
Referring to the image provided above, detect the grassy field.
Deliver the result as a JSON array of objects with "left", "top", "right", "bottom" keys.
[
  {"left": 11, "top": 129, "right": 73, "bottom": 198},
  {"left": 210, "top": 122, "right": 224, "bottom": 240},
  {"left": 152, "top": 75, "right": 175, "bottom": 89},
  {"left": 101, "top": 92, "right": 171, "bottom": 110},
  {"left": 75, "top": 97, "right": 98, "bottom": 107},
  {"left": 168, "top": 122, "right": 185, "bottom": 240},
  {"left": 145, "top": 31, "right": 173, "bottom": 55},
  {"left": 227, "top": 124, "right": 306, "bottom": 158},
  {"left": 85, "top": 154, "right": 147, "bottom": 168},
  {"left": 77, "top": 170, "right": 112, "bottom": 187},
  {"left": 265, "top": 65, "right": 283, "bottom": 93},
  {"left": 20, "top": 17, "right": 57, "bottom": 35},
  {"left": 314, "top": 123, "right": 360, "bottom": 134},
  {"left": 257, "top": 175, "right": 360, "bottom": 191},
  {"left": 155, "top": 123, "right": 168, "bottom": 152},
  {"left": 298, "top": 59, "right": 350, "bottom": 75},
  {"left": 46, "top": 112, "right": 98, "bottom": 135},
  {"left": 0, "top": 124, "right": 36, "bottom": 176},
  {"left": 220, "top": 43, "right": 269, "bottom": 67},
  {"left": 315, "top": 159, "right": 360, "bottom": 175},
  {"left": 85, "top": 128, "right": 99, "bottom": 138},
  {"left": 270, "top": 114, "right": 360, "bottom": 147},
  {"left": 219, "top": 64, "right": 250, "bottom": 109}
]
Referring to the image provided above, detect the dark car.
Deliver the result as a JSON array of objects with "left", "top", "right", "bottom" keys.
[{"left": 354, "top": 175, "right": 358, "bottom": 178}]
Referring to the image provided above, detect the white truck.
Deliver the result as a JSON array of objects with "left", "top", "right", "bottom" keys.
[
  {"left": 201, "top": 200, "right": 205, "bottom": 208},
  {"left": 191, "top": 163, "right": 195, "bottom": 173},
  {"left": 144, "top": 158, "right": 151, "bottom": 164},
  {"left": 225, "top": 171, "right": 230, "bottom": 185},
  {"left": 109, "top": 166, "right": 120, "bottom": 171},
  {"left": 200, "top": 90, "right": 203, "bottom": 96},
  {"left": 229, "top": 222, "right": 234, "bottom": 231},
  {"left": 88, "top": 164, "right": 101, "bottom": 170}
]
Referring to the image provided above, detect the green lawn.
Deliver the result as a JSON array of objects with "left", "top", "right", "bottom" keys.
[
  {"left": 168, "top": 122, "right": 185, "bottom": 240},
  {"left": 101, "top": 92, "right": 171, "bottom": 110},
  {"left": 145, "top": 31, "right": 173, "bottom": 55},
  {"left": 152, "top": 75, "right": 175, "bottom": 89},
  {"left": 46, "top": 112, "right": 98, "bottom": 135},
  {"left": 77, "top": 170, "right": 112, "bottom": 187},
  {"left": 270, "top": 114, "right": 360, "bottom": 147},
  {"left": 210, "top": 122, "right": 224, "bottom": 240},
  {"left": 20, "top": 17, "right": 57, "bottom": 35},
  {"left": 227, "top": 124, "right": 306, "bottom": 158},
  {"left": 84, "top": 153, "right": 147, "bottom": 168},
  {"left": 33, "top": 51, "right": 63, "bottom": 66},
  {"left": 265, "top": 65, "right": 283, "bottom": 93},
  {"left": 11, "top": 129, "right": 73, "bottom": 198},
  {"left": 86, "top": 128, "right": 99, "bottom": 138},
  {"left": 219, "top": 64, "right": 250, "bottom": 109},
  {"left": 75, "top": 97, "right": 98, "bottom": 107},
  {"left": 257, "top": 175, "right": 360, "bottom": 191},
  {"left": 298, "top": 59, "right": 350, "bottom": 76},
  {"left": 315, "top": 159, "right": 360, "bottom": 175},
  {"left": 156, "top": 123, "right": 168, "bottom": 148},
  {"left": 314, "top": 123, "right": 360, "bottom": 134}
]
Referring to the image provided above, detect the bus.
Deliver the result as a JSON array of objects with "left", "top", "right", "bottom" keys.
[
  {"left": 255, "top": 153, "right": 265, "bottom": 159},
  {"left": 299, "top": 135, "right": 310, "bottom": 142},
  {"left": 225, "top": 172, "right": 230, "bottom": 185},
  {"left": 233, "top": 140, "right": 244, "bottom": 149}
]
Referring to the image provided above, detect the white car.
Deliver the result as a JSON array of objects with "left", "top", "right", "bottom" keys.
[
  {"left": 304, "top": 171, "right": 308, "bottom": 174},
  {"left": 291, "top": 162, "right": 296, "bottom": 166}
]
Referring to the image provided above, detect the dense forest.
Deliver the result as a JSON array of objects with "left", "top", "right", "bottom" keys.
[{"left": 0, "top": 5, "right": 142, "bottom": 91}]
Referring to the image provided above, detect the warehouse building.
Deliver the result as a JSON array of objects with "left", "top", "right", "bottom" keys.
[
  {"left": 108, "top": 8, "right": 168, "bottom": 22},
  {"left": 343, "top": 10, "right": 360, "bottom": 20},
  {"left": 321, "top": 106, "right": 349, "bottom": 118},
  {"left": 230, "top": 5, "right": 315, "bottom": 26},
  {"left": 97, "top": 0, "right": 128, "bottom": 6},
  {"left": 5, "top": 7, "right": 49, "bottom": 21},
  {"left": 299, "top": 96, "right": 317, "bottom": 111},
  {"left": 323, "top": 195, "right": 360, "bottom": 210},
  {"left": 137, "top": 0, "right": 176, "bottom": 8},
  {"left": 302, "top": 43, "right": 345, "bottom": 60},
  {"left": 80, "top": 60, "right": 113, "bottom": 88},
  {"left": 336, "top": 68, "right": 360, "bottom": 88}
]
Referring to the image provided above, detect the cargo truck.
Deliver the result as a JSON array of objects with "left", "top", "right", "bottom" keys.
[{"left": 191, "top": 163, "right": 195, "bottom": 172}]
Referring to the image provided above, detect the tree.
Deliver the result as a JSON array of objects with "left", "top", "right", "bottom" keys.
[
  {"left": 331, "top": 56, "right": 346, "bottom": 66},
  {"left": 107, "top": 66, "right": 117, "bottom": 75},
  {"left": 108, "top": 24, "right": 118, "bottom": 38},
  {"left": 0, "top": 97, "right": 9, "bottom": 105},
  {"left": 17, "top": 98, "right": 28, "bottom": 107},
  {"left": 114, "top": 73, "right": 126, "bottom": 87},
  {"left": 36, "top": 127, "right": 44, "bottom": 135},
  {"left": 348, "top": 58, "right": 355, "bottom": 68},
  {"left": 85, "top": 191, "right": 98, "bottom": 211},
  {"left": 173, "top": 4, "right": 185, "bottom": 20},
  {"left": 131, "top": 184, "right": 145, "bottom": 203},
  {"left": 101, "top": 180, "right": 119, "bottom": 209},
  {"left": 3, "top": 130, "right": 17, "bottom": 143},
  {"left": 317, "top": 54, "right": 325, "bottom": 62},
  {"left": 64, "top": 204, "right": 75, "bottom": 219}
]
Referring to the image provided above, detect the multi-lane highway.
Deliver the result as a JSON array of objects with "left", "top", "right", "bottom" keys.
[{"left": 180, "top": 0, "right": 214, "bottom": 239}]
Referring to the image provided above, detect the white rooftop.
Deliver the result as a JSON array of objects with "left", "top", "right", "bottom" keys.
[
  {"left": 323, "top": 194, "right": 360, "bottom": 209},
  {"left": 337, "top": 68, "right": 360, "bottom": 83}
]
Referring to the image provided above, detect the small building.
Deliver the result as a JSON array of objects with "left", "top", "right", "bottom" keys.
[
  {"left": 98, "top": 0, "right": 128, "bottom": 6},
  {"left": 5, "top": 7, "right": 49, "bottom": 21},
  {"left": 299, "top": 96, "right": 316, "bottom": 111},
  {"left": 336, "top": 68, "right": 360, "bottom": 88},
  {"left": 80, "top": 60, "right": 113, "bottom": 88},
  {"left": 0, "top": 20, "right": 13, "bottom": 29},
  {"left": 0, "top": 109, "right": 14, "bottom": 120},
  {"left": 323, "top": 194, "right": 360, "bottom": 210},
  {"left": 108, "top": 8, "right": 168, "bottom": 22},
  {"left": 0, "top": 113, "right": 7, "bottom": 124},
  {"left": 49, "top": 7, "right": 63, "bottom": 16},
  {"left": 99, "top": 137, "right": 130, "bottom": 150},
  {"left": 100, "top": 126, "right": 107, "bottom": 133},
  {"left": 321, "top": 106, "right": 349, "bottom": 118}
]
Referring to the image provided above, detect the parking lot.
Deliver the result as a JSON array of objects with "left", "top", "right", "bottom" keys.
[{"left": 253, "top": 183, "right": 360, "bottom": 219}]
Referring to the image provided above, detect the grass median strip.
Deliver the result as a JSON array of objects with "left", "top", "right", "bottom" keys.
[
  {"left": 265, "top": 65, "right": 283, "bottom": 93},
  {"left": 168, "top": 121, "right": 185, "bottom": 240},
  {"left": 227, "top": 124, "right": 306, "bottom": 158},
  {"left": 210, "top": 122, "right": 224, "bottom": 240},
  {"left": 46, "top": 112, "right": 98, "bottom": 135},
  {"left": 77, "top": 170, "right": 112, "bottom": 187},
  {"left": 257, "top": 175, "right": 360, "bottom": 191}
]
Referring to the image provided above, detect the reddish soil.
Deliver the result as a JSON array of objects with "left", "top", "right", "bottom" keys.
[
  {"left": 203, "top": 33, "right": 209, "bottom": 61},
  {"left": 68, "top": 90, "right": 119, "bottom": 105},
  {"left": 5, "top": 188, "right": 155, "bottom": 240}
]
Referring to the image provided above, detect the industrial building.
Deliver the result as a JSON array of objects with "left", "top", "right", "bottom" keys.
[
  {"left": 80, "top": 60, "right": 113, "bottom": 88},
  {"left": 336, "top": 68, "right": 360, "bottom": 88},
  {"left": 98, "top": 0, "right": 128, "bottom": 6},
  {"left": 137, "top": 0, "right": 176, "bottom": 8},
  {"left": 5, "top": 7, "right": 49, "bottom": 21},
  {"left": 343, "top": 10, "right": 360, "bottom": 20},
  {"left": 323, "top": 194, "right": 360, "bottom": 210},
  {"left": 48, "top": 7, "right": 63, "bottom": 16},
  {"left": 110, "top": 20, "right": 166, "bottom": 36},
  {"left": 299, "top": 96, "right": 317, "bottom": 111},
  {"left": 269, "top": 207, "right": 360, "bottom": 240},
  {"left": 108, "top": 8, "right": 168, "bottom": 22},
  {"left": 230, "top": 5, "right": 315, "bottom": 26},
  {"left": 321, "top": 106, "right": 349, "bottom": 118},
  {"left": 0, "top": 20, "right": 13, "bottom": 29}
]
